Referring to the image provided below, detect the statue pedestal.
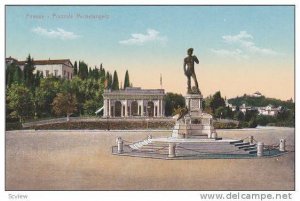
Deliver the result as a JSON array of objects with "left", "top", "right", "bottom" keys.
[
  {"left": 172, "top": 93, "right": 215, "bottom": 139},
  {"left": 185, "top": 93, "right": 203, "bottom": 116}
]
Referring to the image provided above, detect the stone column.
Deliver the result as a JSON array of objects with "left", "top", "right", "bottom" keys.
[
  {"left": 125, "top": 100, "right": 128, "bottom": 117},
  {"left": 257, "top": 142, "right": 264, "bottom": 157},
  {"left": 116, "top": 137, "right": 123, "bottom": 153},
  {"left": 103, "top": 98, "right": 107, "bottom": 117},
  {"left": 141, "top": 100, "right": 144, "bottom": 116},
  {"left": 153, "top": 102, "right": 156, "bottom": 117},
  {"left": 279, "top": 139, "right": 286, "bottom": 152},
  {"left": 108, "top": 99, "right": 111, "bottom": 117},
  {"left": 168, "top": 143, "right": 176, "bottom": 158},
  {"left": 211, "top": 131, "right": 218, "bottom": 139},
  {"left": 121, "top": 101, "right": 124, "bottom": 117},
  {"left": 159, "top": 99, "right": 162, "bottom": 117}
]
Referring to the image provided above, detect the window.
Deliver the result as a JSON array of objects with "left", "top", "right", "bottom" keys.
[
  {"left": 54, "top": 70, "right": 58, "bottom": 77},
  {"left": 63, "top": 70, "right": 66, "bottom": 78},
  {"left": 67, "top": 72, "right": 70, "bottom": 79},
  {"left": 45, "top": 70, "right": 49, "bottom": 77}
]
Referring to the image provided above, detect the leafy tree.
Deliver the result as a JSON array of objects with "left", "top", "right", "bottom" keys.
[
  {"left": 124, "top": 70, "right": 130, "bottom": 89},
  {"left": 248, "top": 118, "right": 258, "bottom": 128},
  {"left": 33, "top": 70, "right": 43, "bottom": 89},
  {"left": 164, "top": 93, "right": 185, "bottom": 116},
  {"left": 7, "top": 84, "right": 34, "bottom": 122},
  {"left": 23, "top": 55, "right": 35, "bottom": 88},
  {"left": 256, "top": 115, "right": 274, "bottom": 126},
  {"left": 35, "top": 77, "right": 63, "bottom": 117},
  {"left": 215, "top": 106, "right": 227, "bottom": 119},
  {"left": 210, "top": 91, "right": 225, "bottom": 114},
  {"left": 52, "top": 92, "right": 77, "bottom": 121},
  {"left": 244, "top": 110, "right": 258, "bottom": 122},
  {"left": 111, "top": 70, "right": 119, "bottom": 90},
  {"left": 234, "top": 111, "right": 244, "bottom": 121},
  {"left": 83, "top": 98, "right": 102, "bottom": 115}
]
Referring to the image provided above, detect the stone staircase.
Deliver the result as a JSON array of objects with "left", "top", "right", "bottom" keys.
[
  {"left": 230, "top": 140, "right": 257, "bottom": 154},
  {"left": 128, "top": 139, "right": 258, "bottom": 156},
  {"left": 129, "top": 139, "right": 152, "bottom": 150}
]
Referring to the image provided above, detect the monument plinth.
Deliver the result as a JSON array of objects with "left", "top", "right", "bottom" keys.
[{"left": 172, "top": 92, "right": 215, "bottom": 139}]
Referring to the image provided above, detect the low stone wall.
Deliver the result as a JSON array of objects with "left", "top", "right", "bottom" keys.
[{"left": 28, "top": 119, "right": 176, "bottom": 130}]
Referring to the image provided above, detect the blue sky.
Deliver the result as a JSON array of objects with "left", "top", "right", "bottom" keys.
[{"left": 6, "top": 6, "right": 294, "bottom": 100}]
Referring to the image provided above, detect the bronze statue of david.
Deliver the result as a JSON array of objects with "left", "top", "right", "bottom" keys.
[{"left": 183, "top": 48, "right": 200, "bottom": 94}]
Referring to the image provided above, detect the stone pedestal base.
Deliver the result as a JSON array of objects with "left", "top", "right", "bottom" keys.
[
  {"left": 185, "top": 93, "right": 203, "bottom": 117},
  {"left": 171, "top": 93, "right": 216, "bottom": 139}
]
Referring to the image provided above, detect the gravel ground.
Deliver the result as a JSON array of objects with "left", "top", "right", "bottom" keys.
[{"left": 5, "top": 127, "right": 294, "bottom": 190}]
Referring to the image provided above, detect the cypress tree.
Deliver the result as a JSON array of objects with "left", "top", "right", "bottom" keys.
[
  {"left": 74, "top": 61, "right": 78, "bottom": 75},
  {"left": 124, "top": 70, "right": 130, "bottom": 89},
  {"left": 109, "top": 74, "right": 113, "bottom": 89},
  {"left": 23, "top": 54, "right": 35, "bottom": 88},
  {"left": 78, "top": 61, "right": 88, "bottom": 80},
  {"left": 111, "top": 70, "right": 119, "bottom": 90}
]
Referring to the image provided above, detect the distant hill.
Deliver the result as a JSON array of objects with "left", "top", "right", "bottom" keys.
[{"left": 227, "top": 95, "right": 294, "bottom": 110}]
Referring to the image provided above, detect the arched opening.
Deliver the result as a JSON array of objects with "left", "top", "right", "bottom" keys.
[
  {"left": 115, "top": 101, "right": 122, "bottom": 117},
  {"left": 147, "top": 101, "right": 154, "bottom": 117},
  {"left": 131, "top": 101, "right": 139, "bottom": 116}
]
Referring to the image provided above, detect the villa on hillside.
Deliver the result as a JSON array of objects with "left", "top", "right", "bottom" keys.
[
  {"left": 102, "top": 87, "right": 165, "bottom": 118},
  {"left": 227, "top": 103, "right": 282, "bottom": 117},
  {"left": 6, "top": 56, "right": 74, "bottom": 80},
  {"left": 257, "top": 104, "right": 282, "bottom": 116}
]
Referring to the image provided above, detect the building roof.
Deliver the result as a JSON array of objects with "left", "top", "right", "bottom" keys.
[
  {"left": 6, "top": 56, "right": 18, "bottom": 63},
  {"left": 103, "top": 87, "right": 165, "bottom": 98},
  {"left": 16, "top": 59, "right": 73, "bottom": 68}
]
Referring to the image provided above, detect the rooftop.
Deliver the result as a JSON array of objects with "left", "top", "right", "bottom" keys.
[
  {"left": 104, "top": 87, "right": 165, "bottom": 96},
  {"left": 6, "top": 57, "right": 73, "bottom": 67},
  {"left": 16, "top": 59, "right": 73, "bottom": 67}
]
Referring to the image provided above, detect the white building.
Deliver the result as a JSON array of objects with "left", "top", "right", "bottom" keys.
[
  {"left": 257, "top": 104, "right": 281, "bottom": 116},
  {"left": 234, "top": 103, "right": 281, "bottom": 116},
  {"left": 102, "top": 87, "right": 165, "bottom": 118},
  {"left": 239, "top": 103, "right": 255, "bottom": 114},
  {"left": 6, "top": 57, "right": 74, "bottom": 80},
  {"left": 251, "top": 91, "right": 263, "bottom": 97}
]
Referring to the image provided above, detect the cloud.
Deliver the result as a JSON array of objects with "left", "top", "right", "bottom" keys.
[
  {"left": 119, "top": 29, "right": 167, "bottom": 45},
  {"left": 210, "top": 48, "right": 248, "bottom": 60},
  {"left": 211, "top": 31, "right": 280, "bottom": 59},
  {"left": 32, "top": 27, "right": 80, "bottom": 40}
]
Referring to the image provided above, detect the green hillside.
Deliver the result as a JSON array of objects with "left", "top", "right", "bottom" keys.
[{"left": 228, "top": 95, "right": 294, "bottom": 110}]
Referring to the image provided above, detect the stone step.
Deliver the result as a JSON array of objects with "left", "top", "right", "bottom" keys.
[
  {"left": 249, "top": 150, "right": 257, "bottom": 154},
  {"left": 230, "top": 140, "right": 243, "bottom": 144},
  {"left": 238, "top": 144, "right": 256, "bottom": 149},
  {"left": 234, "top": 142, "right": 250, "bottom": 147},
  {"left": 244, "top": 147, "right": 257, "bottom": 151}
]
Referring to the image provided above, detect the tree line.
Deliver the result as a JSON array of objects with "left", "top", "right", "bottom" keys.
[
  {"left": 6, "top": 55, "right": 132, "bottom": 122},
  {"left": 164, "top": 91, "right": 295, "bottom": 128}
]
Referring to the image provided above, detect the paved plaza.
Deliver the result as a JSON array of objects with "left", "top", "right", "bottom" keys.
[{"left": 6, "top": 128, "right": 294, "bottom": 190}]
